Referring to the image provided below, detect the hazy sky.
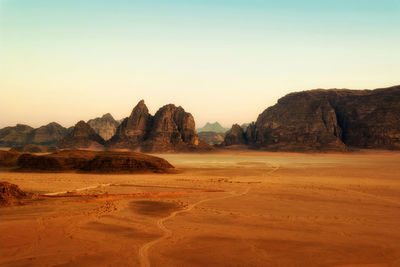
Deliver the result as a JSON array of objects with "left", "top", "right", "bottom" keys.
[{"left": 1, "top": 0, "right": 399, "bottom": 128}]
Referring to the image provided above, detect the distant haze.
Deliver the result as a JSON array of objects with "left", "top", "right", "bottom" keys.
[{"left": 1, "top": 0, "right": 399, "bottom": 128}]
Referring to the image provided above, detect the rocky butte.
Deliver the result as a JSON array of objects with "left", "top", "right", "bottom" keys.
[
  {"left": 57, "top": 121, "right": 105, "bottom": 149},
  {"left": 107, "top": 100, "right": 211, "bottom": 152},
  {"left": 223, "top": 85, "right": 400, "bottom": 151}
]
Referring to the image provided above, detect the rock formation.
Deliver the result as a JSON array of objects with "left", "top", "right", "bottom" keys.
[
  {"left": 0, "top": 123, "right": 67, "bottom": 147},
  {"left": 223, "top": 124, "right": 247, "bottom": 146},
  {"left": 87, "top": 113, "right": 120, "bottom": 141},
  {"left": 198, "top": 131, "right": 225, "bottom": 145},
  {"left": 241, "top": 85, "right": 400, "bottom": 151},
  {"left": 27, "top": 122, "right": 67, "bottom": 146},
  {"left": 0, "top": 124, "right": 33, "bottom": 147},
  {"left": 196, "top": 122, "right": 229, "bottom": 133},
  {"left": 57, "top": 121, "right": 105, "bottom": 148},
  {"left": 108, "top": 100, "right": 152, "bottom": 149},
  {"left": 16, "top": 150, "right": 174, "bottom": 173},
  {"left": 0, "top": 182, "right": 28, "bottom": 206},
  {"left": 108, "top": 100, "right": 210, "bottom": 152}
]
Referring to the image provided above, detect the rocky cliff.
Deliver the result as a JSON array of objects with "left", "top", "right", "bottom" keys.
[
  {"left": 237, "top": 85, "right": 400, "bottom": 151},
  {"left": 223, "top": 124, "right": 247, "bottom": 146},
  {"left": 58, "top": 121, "right": 105, "bottom": 148},
  {"left": 0, "top": 123, "right": 67, "bottom": 147},
  {"left": 27, "top": 122, "right": 67, "bottom": 146},
  {"left": 108, "top": 100, "right": 210, "bottom": 152},
  {"left": 87, "top": 113, "right": 120, "bottom": 141},
  {"left": 0, "top": 124, "right": 34, "bottom": 147}
]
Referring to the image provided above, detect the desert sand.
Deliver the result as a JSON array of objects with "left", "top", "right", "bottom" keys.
[{"left": 1, "top": 151, "right": 400, "bottom": 266}]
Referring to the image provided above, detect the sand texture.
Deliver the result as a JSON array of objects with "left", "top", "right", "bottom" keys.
[{"left": 1, "top": 151, "right": 400, "bottom": 266}]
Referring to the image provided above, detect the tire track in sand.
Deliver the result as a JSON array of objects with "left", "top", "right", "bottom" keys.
[{"left": 138, "top": 187, "right": 251, "bottom": 267}]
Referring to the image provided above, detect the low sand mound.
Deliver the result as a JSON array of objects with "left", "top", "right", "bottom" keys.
[
  {"left": 16, "top": 150, "right": 174, "bottom": 173},
  {"left": 0, "top": 181, "right": 28, "bottom": 206}
]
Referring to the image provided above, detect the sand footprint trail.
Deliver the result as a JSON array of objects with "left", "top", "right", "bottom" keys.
[{"left": 138, "top": 186, "right": 251, "bottom": 267}]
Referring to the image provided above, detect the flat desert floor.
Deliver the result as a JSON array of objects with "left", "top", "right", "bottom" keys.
[{"left": 1, "top": 151, "right": 400, "bottom": 267}]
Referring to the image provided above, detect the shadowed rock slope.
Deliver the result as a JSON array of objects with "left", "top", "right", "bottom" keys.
[
  {"left": 0, "top": 123, "right": 67, "bottom": 147},
  {"left": 15, "top": 150, "right": 174, "bottom": 173},
  {"left": 224, "top": 85, "right": 400, "bottom": 151},
  {"left": 58, "top": 121, "right": 105, "bottom": 149},
  {"left": 108, "top": 100, "right": 211, "bottom": 152}
]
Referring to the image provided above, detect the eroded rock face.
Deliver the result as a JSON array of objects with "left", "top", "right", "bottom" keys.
[
  {"left": 27, "top": 122, "right": 67, "bottom": 146},
  {"left": 248, "top": 86, "right": 400, "bottom": 151},
  {"left": 0, "top": 124, "right": 34, "bottom": 147},
  {"left": 143, "top": 104, "right": 199, "bottom": 152},
  {"left": 108, "top": 101, "right": 208, "bottom": 152},
  {"left": 108, "top": 100, "right": 152, "bottom": 149},
  {"left": 87, "top": 113, "right": 120, "bottom": 141},
  {"left": 223, "top": 124, "right": 247, "bottom": 146},
  {"left": 58, "top": 121, "right": 105, "bottom": 148},
  {"left": 0, "top": 123, "right": 67, "bottom": 147}
]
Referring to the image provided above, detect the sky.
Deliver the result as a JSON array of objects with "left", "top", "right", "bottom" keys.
[{"left": 1, "top": 0, "right": 399, "bottom": 128}]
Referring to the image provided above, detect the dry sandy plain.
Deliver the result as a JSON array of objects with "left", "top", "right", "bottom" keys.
[{"left": 1, "top": 151, "right": 400, "bottom": 267}]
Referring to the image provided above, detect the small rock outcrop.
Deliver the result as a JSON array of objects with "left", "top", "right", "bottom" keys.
[
  {"left": 57, "top": 121, "right": 105, "bottom": 149},
  {"left": 0, "top": 182, "right": 28, "bottom": 206},
  {"left": 108, "top": 100, "right": 210, "bottom": 152},
  {"left": 223, "top": 124, "right": 247, "bottom": 146},
  {"left": 87, "top": 113, "right": 120, "bottom": 141}
]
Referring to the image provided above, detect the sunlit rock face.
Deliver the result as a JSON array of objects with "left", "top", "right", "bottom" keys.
[
  {"left": 107, "top": 100, "right": 208, "bottom": 152},
  {"left": 87, "top": 113, "right": 120, "bottom": 141},
  {"left": 248, "top": 86, "right": 400, "bottom": 151}
]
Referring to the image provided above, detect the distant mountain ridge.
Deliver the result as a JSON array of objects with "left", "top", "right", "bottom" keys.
[{"left": 196, "top": 122, "right": 229, "bottom": 133}]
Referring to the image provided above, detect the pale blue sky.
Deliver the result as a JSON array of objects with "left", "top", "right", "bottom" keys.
[{"left": 1, "top": 0, "right": 399, "bottom": 128}]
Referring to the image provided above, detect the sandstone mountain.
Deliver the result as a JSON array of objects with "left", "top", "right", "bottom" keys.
[
  {"left": 87, "top": 113, "right": 120, "bottom": 141},
  {"left": 58, "top": 121, "right": 105, "bottom": 149},
  {"left": 27, "top": 122, "right": 67, "bottom": 146},
  {"left": 107, "top": 100, "right": 210, "bottom": 152},
  {"left": 224, "top": 85, "right": 400, "bottom": 151},
  {"left": 198, "top": 131, "right": 225, "bottom": 145},
  {"left": 0, "top": 123, "right": 67, "bottom": 147},
  {"left": 197, "top": 122, "right": 229, "bottom": 133},
  {"left": 0, "top": 124, "right": 34, "bottom": 147}
]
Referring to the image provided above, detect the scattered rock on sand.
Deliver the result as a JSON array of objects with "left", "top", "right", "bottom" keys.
[{"left": 0, "top": 181, "right": 28, "bottom": 206}]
